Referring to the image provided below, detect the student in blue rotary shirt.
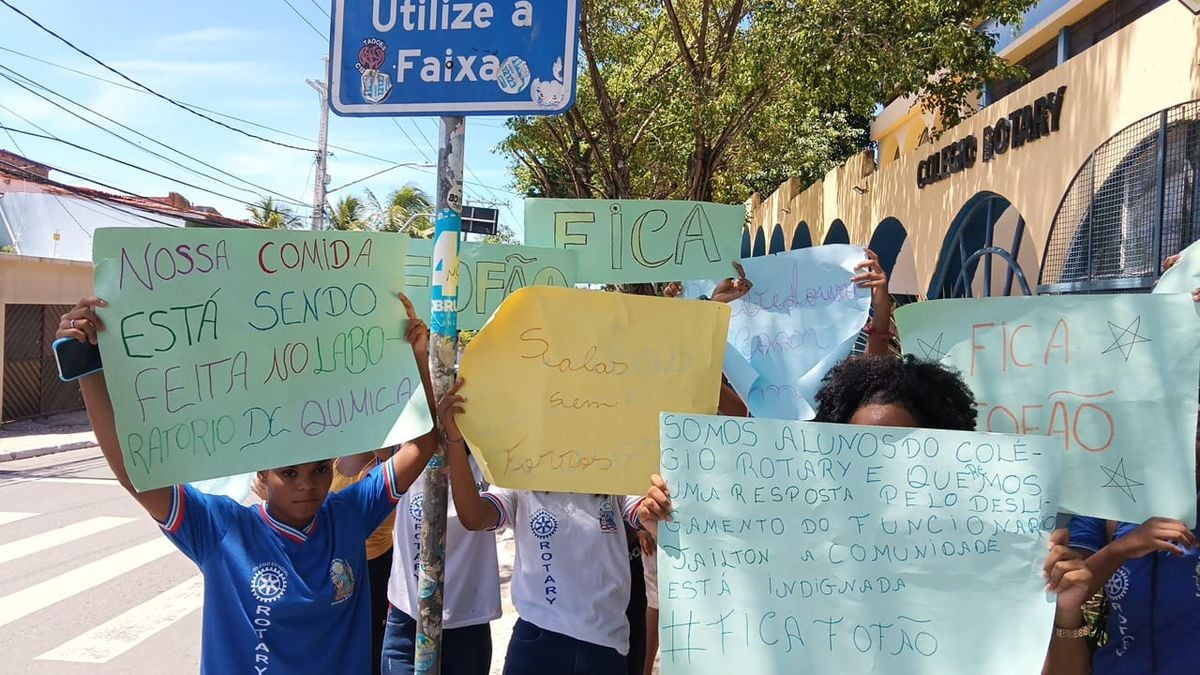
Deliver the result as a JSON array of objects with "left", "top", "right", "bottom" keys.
[
  {"left": 1068, "top": 406, "right": 1200, "bottom": 675},
  {"left": 56, "top": 293, "right": 438, "bottom": 675}
]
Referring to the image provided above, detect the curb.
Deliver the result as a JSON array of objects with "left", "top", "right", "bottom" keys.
[{"left": 1, "top": 440, "right": 97, "bottom": 462}]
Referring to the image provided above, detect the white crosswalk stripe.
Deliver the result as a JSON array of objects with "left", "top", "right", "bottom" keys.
[
  {"left": 36, "top": 575, "right": 204, "bottom": 664},
  {"left": 0, "top": 516, "right": 135, "bottom": 564},
  {"left": 0, "top": 511, "right": 37, "bottom": 526},
  {"left": 0, "top": 537, "right": 177, "bottom": 629}
]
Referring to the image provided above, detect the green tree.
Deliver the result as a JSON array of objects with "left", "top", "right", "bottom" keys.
[
  {"left": 327, "top": 195, "right": 368, "bottom": 231},
  {"left": 503, "top": 0, "right": 1033, "bottom": 203},
  {"left": 367, "top": 185, "right": 434, "bottom": 237},
  {"left": 249, "top": 196, "right": 302, "bottom": 229}
]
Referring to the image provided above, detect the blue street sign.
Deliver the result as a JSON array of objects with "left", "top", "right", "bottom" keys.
[{"left": 329, "top": 0, "right": 580, "bottom": 116}]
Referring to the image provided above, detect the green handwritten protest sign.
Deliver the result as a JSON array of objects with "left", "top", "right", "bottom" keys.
[
  {"left": 403, "top": 238, "right": 578, "bottom": 331},
  {"left": 898, "top": 295, "right": 1200, "bottom": 525},
  {"left": 657, "top": 413, "right": 1060, "bottom": 675},
  {"left": 91, "top": 228, "right": 433, "bottom": 491},
  {"left": 523, "top": 199, "right": 745, "bottom": 283}
]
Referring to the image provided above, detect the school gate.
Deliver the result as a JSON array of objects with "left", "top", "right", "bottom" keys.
[{"left": 2, "top": 304, "right": 83, "bottom": 421}]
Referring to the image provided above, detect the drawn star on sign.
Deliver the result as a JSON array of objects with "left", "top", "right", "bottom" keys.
[
  {"left": 1101, "top": 315, "right": 1152, "bottom": 361},
  {"left": 1100, "top": 458, "right": 1145, "bottom": 502},
  {"left": 916, "top": 333, "right": 949, "bottom": 361}
]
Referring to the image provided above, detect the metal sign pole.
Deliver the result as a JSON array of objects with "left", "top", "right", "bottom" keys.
[{"left": 415, "top": 115, "right": 465, "bottom": 675}]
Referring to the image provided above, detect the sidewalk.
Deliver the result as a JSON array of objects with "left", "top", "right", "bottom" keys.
[{"left": 0, "top": 409, "right": 97, "bottom": 461}]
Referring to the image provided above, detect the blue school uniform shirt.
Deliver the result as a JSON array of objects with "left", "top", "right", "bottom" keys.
[
  {"left": 157, "top": 461, "right": 403, "bottom": 675},
  {"left": 1070, "top": 515, "right": 1200, "bottom": 675}
]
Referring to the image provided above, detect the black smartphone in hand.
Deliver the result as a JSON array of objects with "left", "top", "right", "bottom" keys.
[{"left": 52, "top": 337, "right": 103, "bottom": 382}]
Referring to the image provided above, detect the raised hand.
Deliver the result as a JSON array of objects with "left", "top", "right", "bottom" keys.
[
  {"left": 58, "top": 297, "right": 107, "bottom": 345},
  {"left": 1114, "top": 516, "right": 1198, "bottom": 559},
  {"left": 436, "top": 378, "right": 467, "bottom": 444},
  {"left": 710, "top": 261, "right": 753, "bottom": 303},
  {"left": 637, "top": 474, "right": 673, "bottom": 526},
  {"left": 398, "top": 292, "right": 429, "bottom": 362}
]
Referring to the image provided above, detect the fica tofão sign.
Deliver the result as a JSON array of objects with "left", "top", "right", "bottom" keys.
[{"left": 916, "top": 86, "right": 1067, "bottom": 189}]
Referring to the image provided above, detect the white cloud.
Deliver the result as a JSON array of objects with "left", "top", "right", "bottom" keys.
[{"left": 161, "top": 27, "right": 262, "bottom": 46}]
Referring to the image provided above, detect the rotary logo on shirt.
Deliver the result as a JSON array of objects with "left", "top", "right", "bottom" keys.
[
  {"left": 598, "top": 498, "right": 618, "bottom": 533},
  {"left": 330, "top": 559, "right": 355, "bottom": 604},
  {"left": 249, "top": 562, "right": 288, "bottom": 603}
]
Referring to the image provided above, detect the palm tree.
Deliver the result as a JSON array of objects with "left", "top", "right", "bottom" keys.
[
  {"left": 366, "top": 185, "right": 434, "bottom": 237},
  {"left": 327, "top": 195, "right": 368, "bottom": 231},
  {"left": 249, "top": 196, "right": 302, "bottom": 229}
]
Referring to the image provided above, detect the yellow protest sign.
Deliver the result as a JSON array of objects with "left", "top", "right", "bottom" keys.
[{"left": 458, "top": 287, "right": 730, "bottom": 494}]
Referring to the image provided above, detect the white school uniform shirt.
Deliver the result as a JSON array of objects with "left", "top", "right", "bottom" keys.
[
  {"left": 388, "top": 457, "right": 502, "bottom": 629},
  {"left": 482, "top": 489, "right": 644, "bottom": 654}
]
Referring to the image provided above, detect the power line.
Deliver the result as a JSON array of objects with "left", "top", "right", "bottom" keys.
[
  {"left": 280, "top": 0, "right": 327, "bottom": 39},
  {"left": 0, "top": 45, "right": 518, "bottom": 193},
  {"left": 0, "top": 125, "right": 265, "bottom": 209},
  {"left": 0, "top": 64, "right": 310, "bottom": 207},
  {"left": 0, "top": 0, "right": 316, "bottom": 152},
  {"left": 0, "top": 113, "right": 92, "bottom": 239},
  {"left": 0, "top": 157, "right": 190, "bottom": 227},
  {"left": 307, "top": 0, "right": 331, "bottom": 19}
]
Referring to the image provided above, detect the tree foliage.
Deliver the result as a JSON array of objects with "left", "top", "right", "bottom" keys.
[
  {"left": 328, "top": 195, "right": 368, "bottom": 231},
  {"left": 249, "top": 196, "right": 302, "bottom": 229},
  {"left": 365, "top": 185, "right": 434, "bottom": 237},
  {"left": 503, "top": 0, "right": 1034, "bottom": 203}
]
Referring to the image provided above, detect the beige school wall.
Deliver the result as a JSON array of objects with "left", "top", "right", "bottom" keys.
[
  {"left": 748, "top": 1, "right": 1200, "bottom": 295},
  {"left": 0, "top": 254, "right": 94, "bottom": 418}
]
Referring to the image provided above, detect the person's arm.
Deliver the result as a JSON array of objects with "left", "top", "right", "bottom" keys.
[
  {"left": 437, "top": 378, "right": 503, "bottom": 531},
  {"left": 1080, "top": 517, "right": 1197, "bottom": 597},
  {"left": 59, "top": 298, "right": 173, "bottom": 522},
  {"left": 718, "top": 378, "right": 748, "bottom": 417},
  {"left": 855, "top": 250, "right": 893, "bottom": 357},
  {"left": 398, "top": 293, "right": 435, "bottom": 414},
  {"left": 1042, "top": 529, "right": 1093, "bottom": 675}
]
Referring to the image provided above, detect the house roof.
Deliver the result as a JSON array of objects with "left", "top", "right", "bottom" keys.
[{"left": 0, "top": 150, "right": 261, "bottom": 229}]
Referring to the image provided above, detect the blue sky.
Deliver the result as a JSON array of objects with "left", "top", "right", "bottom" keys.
[{"left": 0, "top": 0, "right": 527, "bottom": 236}]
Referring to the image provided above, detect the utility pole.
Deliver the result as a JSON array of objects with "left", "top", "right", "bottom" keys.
[
  {"left": 306, "top": 56, "right": 331, "bottom": 230},
  {"left": 415, "top": 115, "right": 465, "bottom": 675}
]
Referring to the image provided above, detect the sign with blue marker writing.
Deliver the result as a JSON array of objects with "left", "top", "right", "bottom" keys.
[
  {"left": 685, "top": 245, "right": 871, "bottom": 420},
  {"left": 524, "top": 199, "right": 746, "bottom": 283},
  {"left": 91, "top": 228, "right": 433, "bottom": 491},
  {"left": 898, "top": 295, "right": 1200, "bottom": 525},
  {"left": 656, "top": 413, "right": 1061, "bottom": 675},
  {"left": 403, "top": 238, "right": 577, "bottom": 330},
  {"left": 330, "top": 0, "right": 579, "bottom": 115}
]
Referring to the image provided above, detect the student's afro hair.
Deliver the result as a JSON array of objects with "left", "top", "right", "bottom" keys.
[{"left": 812, "top": 355, "right": 977, "bottom": 431}]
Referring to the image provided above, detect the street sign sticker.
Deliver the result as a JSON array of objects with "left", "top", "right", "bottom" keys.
[{"left": 330, "top": 0, "right": 580, "bottom": 116}]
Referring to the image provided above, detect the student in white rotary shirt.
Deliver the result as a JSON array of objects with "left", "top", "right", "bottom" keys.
[
  {"left": 437, "top": 378, "right": 645, "bottom": 675},
  {"left": 381, "top": 450, "right": 501, "bottom": 674}
]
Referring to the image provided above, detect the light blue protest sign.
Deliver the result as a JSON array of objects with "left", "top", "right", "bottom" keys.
[
  {"left": 330, "top": 0, "right": 579, "bottom": 115},
  {"left": 657, "top": 413, "right": 1061, "bottom": 675},
  {"left": 685, "top": 245, "right": 871, "bottom": 419},
  {"left": 1155, "top": 239, "right": 1200, "bottom": 296},
  {"left": 898, "top": 295, "right": 1200, "bottom": 525},
  {"left": 404, "top": 238, "right": 577, "bottom": 330}
]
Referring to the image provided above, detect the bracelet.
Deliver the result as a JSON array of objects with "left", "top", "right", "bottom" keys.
[
  {"left": 866, "top": 327, "right": 895, "bottom": 339},
  {"left": 1053, "top": 624, "right": 1089, "bottom": 639},
  {"left": 697, "top": 294, "right": 710, "bottom": 302}
]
